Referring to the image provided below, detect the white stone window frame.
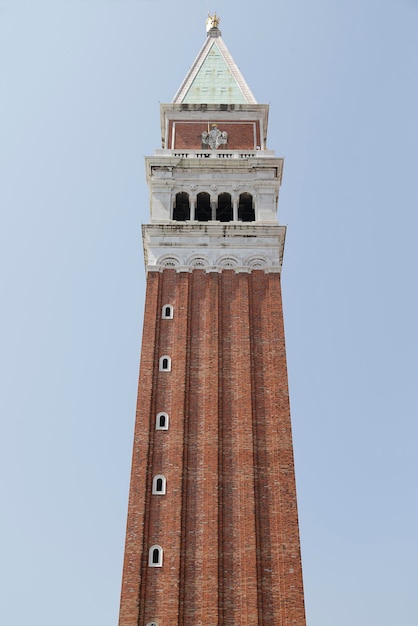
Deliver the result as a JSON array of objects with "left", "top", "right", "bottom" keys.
[
  {"left": 156, "top": 412, "right": 169, "bottom": 431},
  {"left": 146, "top": 623, "right": 158, "bottom": 626},
  {"left": 159, "top": 355, "right": 171, "bottom": 372},
  {"left": 149, "top": 545, "right": 163, "bottom": 567},
  {"left": 162, "top": 304, "right": 174, "bottom": 319},
  {"left": 152, "top": 475, "right": 167, "bottom": 495}
]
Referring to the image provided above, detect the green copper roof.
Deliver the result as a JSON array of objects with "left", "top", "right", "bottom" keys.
[
  {"left": 173, "top": 28, "right": 257, "bottom": 105},
  {"left": 182, "top": 41, "right": 248, "bottom": 104}
]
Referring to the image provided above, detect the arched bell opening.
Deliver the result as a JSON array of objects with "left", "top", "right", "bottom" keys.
[
  {"left": 238, "top": 193, "right": 255, "bottom": 222},
  {"left": 173, "top": 192, "right": 190, "bottom": 221},
  {"left": 196, "top": 192, "right": 211, "bottom": 221},
  {"left": 216, "top": 193, "right": 233, "bottom": 222}
]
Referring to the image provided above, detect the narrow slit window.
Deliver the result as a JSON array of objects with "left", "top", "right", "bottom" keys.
[
  {"left": 162, "top": 304, "right": 173, "bottom": 319},
  {"left": 156, "top": 412, "right": 169, "bottom": 430},
  {"left": 152, "top": 475, "right": 166, "bottom": 495},
  {"left": 148, "top": 545, "right": 163, "bottom": 567},
  {"left": 159, "top": 356, "right": 171, "bottom": 372}
]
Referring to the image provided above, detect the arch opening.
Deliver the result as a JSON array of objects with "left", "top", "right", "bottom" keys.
[
  {"left": 196, "top": 192, "right": 211, "bottom": 222},
  {"left": 238, "top": 193, "right": 255, "bottom": 222},
  {"left": 216, "top": 193, "right": 233, "bottom": 222},
  {"left": 173, "top": 192, "right": 190, "bottom": 221}
]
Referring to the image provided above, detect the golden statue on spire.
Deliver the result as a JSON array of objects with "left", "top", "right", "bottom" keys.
[{"left": 206, "top": 12, "right": 220, "bottom": 32}]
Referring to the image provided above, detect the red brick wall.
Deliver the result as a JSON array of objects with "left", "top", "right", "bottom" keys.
[
  {"left": 118, "top": 269, "right": 306, "bottom": 626},
  {"left": 168, "top": 121, "right": 261, "bottom": 150}
]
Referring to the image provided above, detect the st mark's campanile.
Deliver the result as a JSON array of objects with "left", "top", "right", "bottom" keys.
[{"left": 118, "top": 14, "right": 307, "bottom": 626}]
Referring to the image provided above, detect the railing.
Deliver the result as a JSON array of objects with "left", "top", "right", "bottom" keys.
[
  {"left": 172, "top": 151, "right": 257, "bottom": 159},
  {"left": 154, "top": 149, "right": 275, "bottom": 159}
]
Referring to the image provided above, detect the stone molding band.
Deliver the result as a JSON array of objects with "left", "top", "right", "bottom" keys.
[{"left": 146, "top": 254, "right": 281, "bottom": 273}]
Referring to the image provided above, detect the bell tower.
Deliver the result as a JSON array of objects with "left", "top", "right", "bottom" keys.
[{"left": 118, "top": 15, "right": 306, "bottom": 626}]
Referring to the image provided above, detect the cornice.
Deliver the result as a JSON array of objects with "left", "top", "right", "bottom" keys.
[{"left": 142, "top": 223, "right": 286, "bottom": 274}]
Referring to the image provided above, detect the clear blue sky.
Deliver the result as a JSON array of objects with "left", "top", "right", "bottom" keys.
[{"left": 1, "top": 1, "right": 417, "bottom": 625}]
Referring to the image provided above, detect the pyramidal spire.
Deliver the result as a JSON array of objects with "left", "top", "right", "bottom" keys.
[{"left": 172, "top": 14, "right": 257, "bottom": 105}]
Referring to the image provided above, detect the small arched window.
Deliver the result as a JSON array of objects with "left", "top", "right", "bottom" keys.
[
  {"left": 162, "top": 304, "right": 173, "bottom": 319},
  {"left": 159, "top": 356, "right": 171, "bottom": 372},
  {"left": 146, "top": 623, "right": 158, "bottom": 626},
  {"left": 238, "top": 193, "right": 255, "bottom": 222},
  {"left": 173, "top": 192, "right": 190, "bottom": 221},
  {"left": 152, "top": 475, "right": 166, "bottom": 495},
  {"left": 149, "top": 545, "right": 163, "bottom": 567},
  {"left": 156, "top": 412, "right": 169, "bottom": 430}
]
